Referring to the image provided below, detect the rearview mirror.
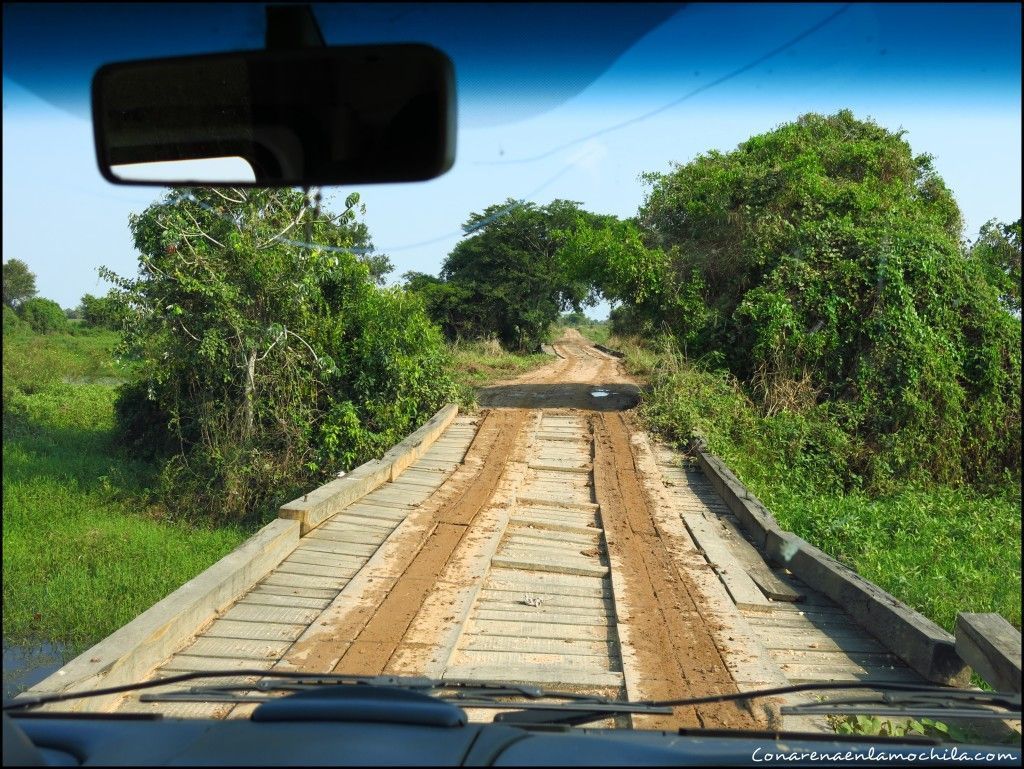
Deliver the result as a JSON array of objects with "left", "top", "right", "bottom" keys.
[{"left": 92, "top": 45, "right": 456, "bottom": 187}]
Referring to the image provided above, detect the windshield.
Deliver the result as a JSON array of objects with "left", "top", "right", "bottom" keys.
[{"left": 3, "top": 1, "right": 1021, "bottom": 745}]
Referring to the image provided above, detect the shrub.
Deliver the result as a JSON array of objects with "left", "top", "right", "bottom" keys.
[
  {"left": 106, "top": 187, "right": 458, "bottom": 525},
  {"left": 18, "top": 297, "right": 69, "bottom": 334}
]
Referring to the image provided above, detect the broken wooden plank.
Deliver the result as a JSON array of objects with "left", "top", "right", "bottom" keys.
[{"left": 715, "top": 514, "right": 805, "bottom": 602}]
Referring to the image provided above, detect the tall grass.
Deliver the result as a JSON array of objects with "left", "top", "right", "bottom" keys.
[
  {"left": 629, "top": 337, "right": 1021, "bottom": 632},
  {"left": 2, "top": 329, "right": 250, "bottom": 654},
  {"left": 448, "top": 338, "right": 551, "bottom": 395}
]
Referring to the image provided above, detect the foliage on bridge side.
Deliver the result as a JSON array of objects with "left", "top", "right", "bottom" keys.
[
  {"left": 560, "top": 111, "right": 1021, "bottom": 494},
  {"left": 632, "top": 337, "right": 1021, "bottom": 632},
  {"left": 103, "top": 187, "right": 458, "bottom": 525}
]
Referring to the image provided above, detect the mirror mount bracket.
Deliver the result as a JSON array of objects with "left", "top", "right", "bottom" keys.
[{"left": 265, "top": 4, "right": 326, "bottom": 50}]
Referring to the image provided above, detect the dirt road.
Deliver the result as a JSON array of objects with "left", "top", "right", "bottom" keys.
[{"left": 276, "top": 330, "right": 760, "bottom": 729}]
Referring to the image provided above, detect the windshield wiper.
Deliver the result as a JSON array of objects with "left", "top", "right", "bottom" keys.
[
  {"left": 780, "top": 687, "right": 1022, "bottom": 721},
  {"left": 133, "top": 674, "right": 674, "bottom": 726},
  {"left": 6, "top": 672, "right": 1020, "bottom": 730}
]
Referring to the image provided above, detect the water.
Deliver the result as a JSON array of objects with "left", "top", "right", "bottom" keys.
[{"left": 2, "top": 641, "right": 71, "bottom": 700}]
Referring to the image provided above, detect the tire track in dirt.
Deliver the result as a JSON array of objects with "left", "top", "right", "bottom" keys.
[
  {"left": 592, "top": 406, "right": 762, "bottom": 730},
  {"left": 324, "top": 408, "right": 528, "bottom": 676}
]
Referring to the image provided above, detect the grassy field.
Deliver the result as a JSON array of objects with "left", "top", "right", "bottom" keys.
[
  {"left": 617, "top": 336, "right": 1021, "bottom": 634},
  {"left": 2, "top": 328, "right": 250, "bottom": 655}
]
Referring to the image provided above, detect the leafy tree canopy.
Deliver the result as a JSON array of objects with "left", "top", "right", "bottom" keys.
[
  {"left": 427, "top": 199, "right": 605, "bottom": 351},
  {"left": 78, "top": 293, "right": 125, "bottom": 330},
  {"left": 560, "top": 110, "right": 1020, "bottom": 490},
  {"left": 969, "top": 218, "right": 1021, "bottom": 315},
  {"left": 3, "top": 258, "right": 37, "bottom": 309}
]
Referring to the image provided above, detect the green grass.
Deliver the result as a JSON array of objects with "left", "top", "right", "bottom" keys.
[
  {"left": 2, "top": 327, "right": 131, "bottom": 395},
  {"left": 3, "top": 329, "right": 250, "bottom": 655},
  {"left": 448, "top": 338, "right": 551, "bottom": 395},
  {"left": 630, "top": 340, "right": 1021, "bottom": 634}
]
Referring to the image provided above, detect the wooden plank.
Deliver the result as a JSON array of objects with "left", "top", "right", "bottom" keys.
[
  {"left": 468, "top": 610, "right": 606, "bottom": 626},
  {"left": 160, "top": 654, "right": 277, "bottom": 673},
  {"left": 492, "top": 553, "right": 609, "bottom": 578},
  {"left": 742, "top": 602, "right": 849, "bottom": 617},
  {"left": 274, "top": 559, "right": 360, "bottom": 578},
  {"left": 412, "top": 459, "right": 459, "bottom": 472},
  {"left": 204, "top": 619, "right": 307, "bottom": 642},
  {"left": 301, "top": 530, "right": 378, "bottom": 553},
  {"left": 346, "top": 493, "right": 413, "bottom": 511},
  {"left": 516, "top": 496, "right": 599, "bottom": 513},
  {"left": 187, "top": 636, "right": 291, "bottom": 660},
  {"left": 955, "top": 613, "right": 1022, "bottom": 693},
  {"left": 326, "top": 513, "right": 402, "bottom": 532},
  {"left": 715, "top": 515, "right": 804, "bottom": 602},
  {"left": 450, "top": 649, "right": 617, "bottom": 671},
  {"left": 499, "top": 542, "right": 602, "bottom": 562},
  {"left": 287, "top": 546, "right": 369, "bottom": 566},
  {"left": 462, "top": 619, "right": 614, "bottom": 642},
  {"left": 744, "top": 613, "right": 860, "bottom": 631},
  {"left": 486, "top": 567, "right": 610, "bottom": 596},
  {"left": 320, "top": 517, "right": 394, "bottom": 533},
  {"left": 505, "top": 526, "right": 600, "bottom": 545},
  {"left": 681, "top": 512, "right": 772, "bottom": 610},
  {"left": 221, "top": 602, "right": 322, "bottom": 626},
  {"left": 444, "top": 664, "right": 623, "bottom": 689},
  {"left": 509, "top": 514, "right": 601, "bottom": 536},
  {"left": 771, "top": 648, "right": 908, "bottom": 668},
  {"left": 388, "top": 473, "right": 442, "bottom": 489},
  {"left": 758, "top": 633, "right": 888, "bottom": 655},
  {"left": 473, "top": 606, "right": 613, "bottom": 623},
  {"left": 528, "top": 462, "right": 591, "bottom": 474},
  {"left": 261, "top": 572, "right": 350, "bottom": 591},
  {"left": 238, "top": 591, "right": 332, "bottom": 610},
  {"left": 247, "top": 583, "right": 338, "bottom": 601},
  {"left": 461, "top": 634, "right": 618, "bottom": 658}
]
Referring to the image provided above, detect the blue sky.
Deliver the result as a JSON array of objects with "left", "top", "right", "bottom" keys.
[{"left": 3, "top": 3, "right": 1021, "bottom": 317}]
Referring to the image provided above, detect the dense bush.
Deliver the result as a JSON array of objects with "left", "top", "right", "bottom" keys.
[
  {"left": 563, "top": 111, "right": 1021, "bottom": 492},
  {"left": 105, "top": 187, "right": 458, "bottom": 525},
  {"left": 18, "top": 297, "right": 69, "bottom": 334},
  {"left": 3, "top": 305, "right": 25, "bottom": 335},
  {"left": 79, "top": 293, "right": 125, "bottom": 330}
]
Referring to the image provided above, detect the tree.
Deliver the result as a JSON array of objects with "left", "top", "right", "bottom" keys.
[
  {"left": 576, "top": 110, "right": 1019, "bottom": 490},
  {"left": 79, "top": 292, "right": 124, "bottom": 329},
  {"left": 3, "top": 258, "right": 37, "bottom": 309},
  {"left": 435, "top": 199, "right": 599, "bottom": 351},
  {"left": 969, "top": 219, "right": 1021, "bottom": 315},
  {"left": 105, "top": 187, "right": 457, "bottom": 524}
]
